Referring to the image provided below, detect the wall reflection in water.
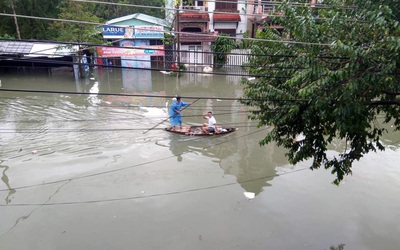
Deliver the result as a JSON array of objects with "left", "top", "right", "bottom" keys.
[
  {"left": 166, "top": 128, "right": 290, "bottom": 195},
  {"left": 0, "top": 163, "right": 16, "bottom": 204}
]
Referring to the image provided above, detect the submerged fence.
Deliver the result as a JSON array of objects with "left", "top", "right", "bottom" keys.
[
  {"left": 226, "top": 49, "right": 250, "bottom": 67},
  {"left": 179, "top": 49, "right": 250, "bottom": 68},
  {"left": 224, "top": 49, "right": 250, "bottom": 82}
]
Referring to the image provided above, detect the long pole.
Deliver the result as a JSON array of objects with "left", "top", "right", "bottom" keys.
[
  {"left": 143, "top": 99, "right": 199, "bottom": 134},
  {"left": 176, "top": 3, "right": 180, "bottom": 68}
]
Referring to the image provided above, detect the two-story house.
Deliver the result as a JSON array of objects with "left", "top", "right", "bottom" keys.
[
  {"left": 165, "top": 0, "right": 247, "bottom": 66},
  {"left": 166, "top": 0, "right": 319, "bottom": 66},
  {"left": 247, "top": 0, "right": 320, "bottom": 37}
]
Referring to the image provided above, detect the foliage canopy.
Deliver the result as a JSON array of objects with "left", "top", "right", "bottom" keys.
[
  {"left": 211, "top": 34, "right": 237, "bottom": 67},
  {"left": 49, "top": 2, "right": 104, "bottom": 45},
  {"left": 241, "top": 0, "right": 400, "bottom": 184},
  {"left": 0, "top": 0, "right": 164, "bottom": 40}
]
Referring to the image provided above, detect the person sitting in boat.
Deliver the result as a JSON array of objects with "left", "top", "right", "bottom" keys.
[
  {"left": 169, "top": 95, "right": 191, "bottom": 131},
  {"left": 202, "top": 111, "right": 219, "bottom": 134}
]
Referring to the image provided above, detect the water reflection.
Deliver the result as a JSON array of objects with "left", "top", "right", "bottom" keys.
[
  {"left": 3, "top": 68, "right": 398, "bottom": 199},
  {"left": 0, "top": 67, "right": 292, "bottom": 196},
  {"left": 166, "top": 129, "right": 289, "bottom": 195},
  {"left": 88, "top": 81, "right": 100, "bottom": 106},
  {"left": 1, "top": 67, "right": 400, "bottom": 249},
  {"left": 0, "top": 162, "right": 16, "bottom": 204},
  {"left": 167, "top": 134, "right": 188, "bottom": 162}
]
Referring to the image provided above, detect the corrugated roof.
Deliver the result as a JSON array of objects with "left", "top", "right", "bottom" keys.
[
  {"left": 27, "top": 44, "right": 78, "bottom": 58},
  {"left": 0, "top": 42, "right": 33, "bottom": 54},
  {"left": 0, "top": 41, "right": 77, "bottom": 57},
  {"left": 106, "top": 13, "right": 170, "bottom": 27}
]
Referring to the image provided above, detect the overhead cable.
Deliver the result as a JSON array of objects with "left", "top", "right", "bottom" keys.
[
  {"left": 0, "top": 13, "right": 335, "bottom": 46},
  {"left": 0, "top": 88, "right": 307, "bottom": 102},
  {"left": 0, "top": 37, "right": 351, "bottom": 61},
  {"left": 71, "top": 0, "right": 357, "bottom": 13},
  {"left": 0, "top": 127, "right": 270, "bottom": 194}
]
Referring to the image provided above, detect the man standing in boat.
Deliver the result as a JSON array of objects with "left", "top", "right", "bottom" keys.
[
  {"left": 202, "top": 111, "right": 219, "bottom": 134},
  {"left": 169, "top": 95, "right": 191, "bottom": 131}
]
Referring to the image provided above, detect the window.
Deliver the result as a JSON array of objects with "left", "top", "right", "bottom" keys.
[{"left": 215, "top": 0, "right": 237, "bottom": 11}]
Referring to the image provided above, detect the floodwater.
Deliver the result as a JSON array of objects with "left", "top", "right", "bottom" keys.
[{"left": 0, "top": 68, "right": 399, "bottom": 250}]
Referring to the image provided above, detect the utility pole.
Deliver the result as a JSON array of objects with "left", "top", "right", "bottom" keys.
[
  {"left": 10, "top": 0, "right": 21, "bottom": 39},
  {"left": 176, "top": 2, "right": 181, "bottom": 68}
]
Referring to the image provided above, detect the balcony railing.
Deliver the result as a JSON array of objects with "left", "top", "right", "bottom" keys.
[
  {"left": 179, "top": 32, "right": 218, "bottom": 43},
  {"left": 182, "top": 5, "right": 208, "bottom": 12}
]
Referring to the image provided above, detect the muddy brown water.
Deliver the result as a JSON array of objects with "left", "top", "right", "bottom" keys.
[{"left": 0, "top": 68, "right": 399, "bottom": 250}]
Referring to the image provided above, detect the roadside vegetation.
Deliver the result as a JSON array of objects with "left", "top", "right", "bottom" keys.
[
  {"left": 210, "top": 33, "right": 236, "bottom": 68},
  {"left": 242, "top": 0, "right": 400, "bottom": 184},
  {"left": 1, "top": 0, "right": 399, "bottom": 184},
  {"left": 0, "top": 0, "right": 164, "bottom": 40}
]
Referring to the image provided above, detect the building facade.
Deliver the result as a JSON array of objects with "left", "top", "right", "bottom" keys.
[
  {"left": 165, "top": 0, "right": 248, "bottom": 66},
  {"left": 165, "top": 0, "right": 319, "bottom": 66},
  {"left": 100, "top": 13, "right": 171, "bottom": 70}
]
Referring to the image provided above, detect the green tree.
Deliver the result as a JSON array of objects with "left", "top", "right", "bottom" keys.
[
  {"left": 18, "top": 0, "right": 63, "bottom": 39},
  {"left": 241, "top": 0, "right": 400, "bottom": 184},
  {"left": 3, "top": 0, "right": 21, "bottom": 39},
  {"left": 238, "top": 31, "right": 252, "bottom": 50},
  {"left": 49, "top": 1, "right": 104, "bottom": 44},
  {"left": 0, "top": 0, "right": 62, "bottom": 40},
  {"left": 211, "top": 33, "right": 236, "bottom": 68},
  {"left": 92, "top": 0, "right": 164, "bottom": 20},
  {"left": 0, "top": 0, "right": 165, "bottom": 40},
  {"left": 0, "top": 0, "right": 13, "bottom": 38},
  {"left": 49, "top": 1, "right": 104, "bottom": 78}
]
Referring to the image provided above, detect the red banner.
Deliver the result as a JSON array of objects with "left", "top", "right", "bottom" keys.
[{"left": 97, "top": 45, "right": 165, "bottom": 57}]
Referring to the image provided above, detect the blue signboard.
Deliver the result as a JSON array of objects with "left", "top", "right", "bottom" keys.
[
  {"left": 102, "top": 25, "right": 125, "bottom": 38},
  {"left": 103, "top": 25, "right": 164, "bottom": 39},
  {"left": 134, "top": 26, "right": 164, "bottom": 39},
  {"left": 144, "top": 49, "right": 155, "bottom": 54}
]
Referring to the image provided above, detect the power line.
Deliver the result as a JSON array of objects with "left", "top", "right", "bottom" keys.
[
  {"left": 0, "top": 55, "right": 292, "bottom": 79},
  {"left": 0, "top": 167, "right": 308, "bottom": 207},
  {"left": 0, "top": 45, "right": 347, "bottom": 63},
  {"left": 0, "top": 129, "right": 307, "bottom": 207},
  {"left": 77, "top": 0, "right": 363, "bottom": 25},
  {"left": 0, "top": 96, "right": 251, "bottom": 110},
  {"left": 0, "top": 126, "right": 269, "bottom": 194},
  {"left": 0, "top": 88, "right": 307, "bottom": 102},
  {"left": 0, "top": 47, "right": 331, "bottom": 74},
  {"left": 0, "top": 13, "right": 335, "bottom": 46},
  {"left": 0, "top": 47, "right": 346, "bottom": 79},
  {"left": 0, "top": 59, "right": 291, "bottom": 80},
  {"left": 0, "top": 37, "right": 351, "bottom": 61},
  {"left": 0, "top": 125, "right": 259, "bottom": 134},
  {"left": 0, "top": 13, "right": 103, "bottom": 26},
  {"left": 0, "top": 49, "right": 294, "bottom": 69},
  {"left": 0, "top": 110, "right": 253, "bottom": 121},
  {"left": 72, "top": 0, "right": 357, "bottom": 15}
]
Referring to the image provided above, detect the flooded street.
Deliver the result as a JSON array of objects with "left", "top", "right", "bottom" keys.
[{"left": 0, "top": 68, "right": 400, "bottom": 250}]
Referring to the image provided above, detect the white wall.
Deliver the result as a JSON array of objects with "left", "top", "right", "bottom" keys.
[{"left": 208, "top": 1, "right": 248, "bottom": 40}]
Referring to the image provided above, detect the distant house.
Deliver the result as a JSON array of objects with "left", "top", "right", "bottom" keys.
[
  {"left": 247, "top": 0, "right": 321, "bottom": 37},
  {"left": 162, "top": 0, "right": 320, "bottom": 67},
  {"left": 164, "top": 0, "right": 248, "bottom": 66},
  {"left": 0, "top": 41, "right": 78, "bottom": 76},
  {"left": 100, "top": 13, "right": 172, "bottom": 70}
]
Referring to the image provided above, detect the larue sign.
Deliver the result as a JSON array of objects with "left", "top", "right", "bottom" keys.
[{"left": 102, "top": 25, "right": 164, "bottom": 39}]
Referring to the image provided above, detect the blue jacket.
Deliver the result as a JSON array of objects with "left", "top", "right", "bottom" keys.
[{"left": 169, "top": 100, "right": 189, "bottom": 126}]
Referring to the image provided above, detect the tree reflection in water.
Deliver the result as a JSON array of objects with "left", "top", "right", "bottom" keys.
[
  {"left": 165, "top": 131, "right": 290, "bottom": 196},
  {"left": 0, "top": 163, "right": 16, "bottom": 204}
]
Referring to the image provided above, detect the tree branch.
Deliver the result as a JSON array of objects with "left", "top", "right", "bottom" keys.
[
  {"left": 383, "top": 91, "right": 400, "bottom": 96},
  {"left": 370, "top": 100, "right": 400, "bottom": 105}
]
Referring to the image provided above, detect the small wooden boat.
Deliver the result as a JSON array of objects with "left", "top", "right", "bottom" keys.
[{"left": 164, "top": 126, "right": 236, "bottom": 136}]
